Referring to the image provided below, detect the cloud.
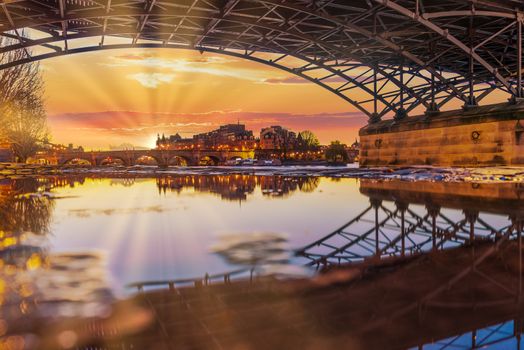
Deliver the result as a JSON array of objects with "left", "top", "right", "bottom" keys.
[
  {"left": 73, "top": 122, "right": 214, "bottom": 133},
  {"left": 103, "top": 51, "right": 361, "bottom": 86},
  {"left": 128, "top": 73, "right": 176, "bottom": 88},
  {"left": 49, "top": 110, "right": 366, "bottom": 139},
  {"left": 105, "top": 54, "right": 276, "bottom": 82},
  {"left": 112, "top": 52, "right": 237, "bottom": 65}
]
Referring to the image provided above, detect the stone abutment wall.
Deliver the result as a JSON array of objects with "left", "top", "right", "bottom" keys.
[{"left": 359, "top": 102, "right": 524, "bottom": 167}]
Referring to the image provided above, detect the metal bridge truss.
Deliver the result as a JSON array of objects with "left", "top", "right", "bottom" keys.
[
  {"left": 297, "top": 199, "right": 523, "bottom": 267},
  {"left": 418, "top": 319, "right": 524, "bottom": 350},
  {"left": 1, "top": 0, "right": 524, "bottom": 120}
]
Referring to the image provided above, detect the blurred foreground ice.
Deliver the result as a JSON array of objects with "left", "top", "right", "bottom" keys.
[
  {"left": 211, "top": 232, "right": 312, "bottom": 279},
  {"left": 61, "top": 165, "right": 524, "bottom": 183}
]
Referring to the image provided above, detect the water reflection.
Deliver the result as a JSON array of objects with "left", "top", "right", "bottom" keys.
[
  {"left": 156, "top": 174, "right": 320, "bottom": 200},
  {"left": 0, "top": 178, "right": 115, "bottom": 348},
  {"left": 123, "top": 180, "right": 524, "bottom": 350},
  {"left": 0, "top": 178, "right": 55, "bottom": 235},
  {"left": 0, "top": 175, "right": 523, "bottom": 349},
  {"left": 299, "top": 180, "right": 524, "bottom": 267}
]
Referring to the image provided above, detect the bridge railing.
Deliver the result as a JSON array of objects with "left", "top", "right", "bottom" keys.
[{"left": 127, "top": 268, "right": 257, "bottom": 292}]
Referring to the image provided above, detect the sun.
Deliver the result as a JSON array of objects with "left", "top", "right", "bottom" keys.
[{"left": 146, "top": 135, "right": 158, "bottom": 149}]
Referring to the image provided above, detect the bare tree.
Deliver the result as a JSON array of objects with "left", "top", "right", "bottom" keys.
[
  {"left": 298, "top": 130, "right": 320, "bottom": 150},
  {"left": 0, "top": 34, "right": 48, "bottom": 162}
]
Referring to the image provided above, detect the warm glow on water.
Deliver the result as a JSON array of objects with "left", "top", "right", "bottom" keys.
[
  {"left": 47, "top": 176, "right": 365, "bottom": 293},
  {"left": 0, "top": 174, "right": 522, "bottom": 349}
]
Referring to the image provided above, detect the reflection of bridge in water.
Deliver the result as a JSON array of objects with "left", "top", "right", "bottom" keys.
[
  {"left": 120, "top": 180, "right": 524, "bottom": 350},
  {"left": 3, "top": 175, "right": 524, "bottom": 349},
  {"left": 299, "top": 180, "right": 524, "bottom": 267},
  {"left": 121, "top": 238, "right": 524, "bottom": 350}
]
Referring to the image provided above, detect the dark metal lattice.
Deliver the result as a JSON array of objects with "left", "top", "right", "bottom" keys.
[{"left": 1, "top": 0, "right": 524, "bottom": 119}]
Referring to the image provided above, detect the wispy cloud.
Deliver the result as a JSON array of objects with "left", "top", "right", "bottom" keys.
[
  {"left": 106, "top": 54, "right": 270, "bottom": 83},
  {"left": 128, "top": 73, "right": 176, "bottom": 88},
  {"left": 48, "top": 109, "right": 365, "bottom": 149},
  {"left": 50, "top": 110, "right": 365, "bottom": 133},
  {"left": 101, "top": 52, "right": 367, "bottom": 88},
  {"left": 101, "top": 52, "right": 358, "bottom": 87},
  {"left": 68, "top": 122, "right": 214, "bottom": 133}
]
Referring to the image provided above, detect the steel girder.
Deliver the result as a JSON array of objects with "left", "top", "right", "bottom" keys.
[{"left": 1, "top": 0, "right": 523, "bottom": 119}]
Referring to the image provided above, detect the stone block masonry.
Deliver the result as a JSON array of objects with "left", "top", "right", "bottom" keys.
[{"left": 359, "top": 102, "right": 524, "bottom": 167}]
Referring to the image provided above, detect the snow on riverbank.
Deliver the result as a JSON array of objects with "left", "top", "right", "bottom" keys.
[{"left": 54, "top": 164, "right": 524, "bottom": 183}]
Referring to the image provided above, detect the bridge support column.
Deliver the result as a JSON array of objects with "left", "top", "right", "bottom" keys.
[
  {"left": 518, "top": 17, "right": 523, "bottom": 99},
  {"left": 370, "top": 198, "right": 382, "bottom": 257},
  {"left": 368, "top": 69, "right": 382, "bottom": 125},
  {"left": 426, "top": 204, "right": 440, "bottom": 251},
  {"left": 394, "top": 60, "right": 407, "bottom": 122},
  {"left": 424, "top": 44, "right": 440, "bottom": 116},
  {"left": 464, "top": 210, "right": 479, "bottom": 243},
  {"left": 463, "top": 16, "right": 478, "bottom": 110},
  {"left": 395, "top": 201, "right": 408, "bottom": 257}
]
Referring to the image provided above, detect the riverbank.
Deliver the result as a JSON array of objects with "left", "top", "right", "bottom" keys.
[{"left": 2, "top": 162, "right": 524, "bottom": 183}]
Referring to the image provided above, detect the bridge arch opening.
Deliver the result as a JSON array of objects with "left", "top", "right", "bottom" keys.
[
  {"left": 98, "top": 157, "right": 126, "bottom": 167},
  {"left": 168, "top": 156, "right": 190, "bottom": 167},
  {"left": 62, "top": 158, "right": 93, "bottom": 166},
  {"left": 0, "top": 1, "right": 521, "bottom": 122},
  {"left": 0, "top": 41, "right": 397, "bottom": 119},
  {"left": 135, "top": 155, "right": 160, "bottom": 166},
  {"left": 198, "top": 156, "right": 220, "bottom": 166}
]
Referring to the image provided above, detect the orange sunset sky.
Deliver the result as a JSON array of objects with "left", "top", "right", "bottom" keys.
[{"left": 41, "top": 48, "right": 367, "bottom": 150}]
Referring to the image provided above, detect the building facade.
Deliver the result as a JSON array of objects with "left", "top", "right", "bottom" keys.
[
  {"left": 259, "top": 126, "right": 297, "bottom": 151},
  {"left": 155, "top": 123, "right": 325, "bottom": 161},
  {"left": 194, "top": 124, "right": 256, "bottom": 150},
  {"left": 158, "top": 124, "right": 257, "bottom": 151}
]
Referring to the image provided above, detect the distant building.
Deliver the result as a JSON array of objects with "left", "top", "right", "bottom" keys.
[
  {"left": 25, "top": 140, "right": 85, "bottom": 165},
  {"left": 194, "top": 124, "right": 256, "bottom": 150},
  {"left": 347, "top": 139, "right": 360, "bottom": 163},
  {"left": 158, "top": 124, "right": 257, "bottom": 151},
  {"left": 40, "top": 140, "right": 84, "bottom": 153},
  {"left": 259, "top": 126, "right": 297, "bottom": 150},
  {"left": 157, "top": 133, "right": 194, "bottom": 150},
  {"left": 350, "top": 139, "right": 361, "bottom": 150}
]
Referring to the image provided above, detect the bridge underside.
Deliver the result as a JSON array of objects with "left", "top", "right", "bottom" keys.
[
  {"left": 2, "top": 0, "right": 524, "bottom": 165},
  {"left": 1, "top": 0, "right": 524, "bottom": 119}
]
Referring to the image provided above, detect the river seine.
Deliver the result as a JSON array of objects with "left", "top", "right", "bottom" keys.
[{"left": 1, "top": 174, "right": 523, "bottom": 349}]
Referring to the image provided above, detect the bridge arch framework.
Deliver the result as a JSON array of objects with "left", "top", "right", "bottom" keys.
[{"left": 1, "top": 0, "right": 524, "bottom": 122}]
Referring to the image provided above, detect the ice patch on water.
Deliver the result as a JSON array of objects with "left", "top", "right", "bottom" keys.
[
  {"left": 210, "top": 232, "right": 313, "bottom": 279},
  {"left": 59, "top": 165, "right": 524, "bottom": 183}
]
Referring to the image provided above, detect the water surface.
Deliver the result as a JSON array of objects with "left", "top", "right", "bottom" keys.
[{"left": 1, "top": 175, "right": 523, "bottom": 349}]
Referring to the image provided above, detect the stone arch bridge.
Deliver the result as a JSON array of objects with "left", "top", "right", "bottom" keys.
[{"left": 54, "top": 149, "right": 254, "bottom": 166}]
